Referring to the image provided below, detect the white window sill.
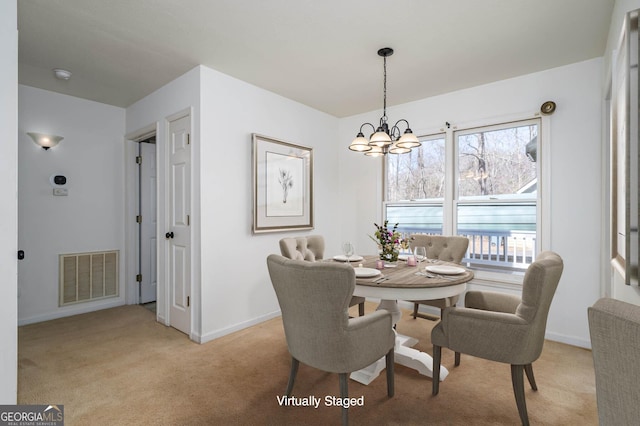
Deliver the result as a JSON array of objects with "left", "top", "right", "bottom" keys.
[{"left": 467, "top": 268, "right": 524, "bottom": 291}]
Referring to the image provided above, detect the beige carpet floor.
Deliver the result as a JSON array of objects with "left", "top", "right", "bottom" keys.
[{"left": 18, "top": 304, "right": 597, "bottom": 425}]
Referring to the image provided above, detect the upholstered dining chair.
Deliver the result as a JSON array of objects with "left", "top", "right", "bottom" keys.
[
  {"left": 279, "top": 235, "right": 366, "bottom": 316},
  {"left": 431, "top": 251, "right": 563, "bottom": 426},
  {"left": 588, "top": 298, "right": 640, "bottom": 425},
  {"left": 266, "top": 254, "right": 395, "bottom": 426},
  {"left": 409, "top": 234, "right": 469, "bottom": 320}
]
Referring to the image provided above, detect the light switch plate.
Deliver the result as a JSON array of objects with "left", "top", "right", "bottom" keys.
[{"left": 53, "top": 188, "right": 68, "bottom": 196}]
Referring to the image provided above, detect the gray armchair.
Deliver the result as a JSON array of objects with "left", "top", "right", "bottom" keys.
[
  {"left": 279, "top": 235, "right": 366, "bottom": 316},
  {"left": 431, "top": 251, "right": 563, "bottom": 426},
  {"left": 267, "top": 254, "right": 395, "bottom": 426},
  {"left": 588, "top": 298, "right": 640, "bottom": 425},
  {"left": 409, "top": 234, "right": 469, "bottom": 320}
]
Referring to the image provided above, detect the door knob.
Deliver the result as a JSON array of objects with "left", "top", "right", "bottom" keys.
[{"left": 165, "top": 231, "right": 174, "bottom": 239}]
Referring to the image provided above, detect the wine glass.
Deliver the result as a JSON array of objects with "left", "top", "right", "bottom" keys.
[
  {"left": 342, "top": 242, "right": 355, "bottom": 262},
  {"left": 414, "top": 246, "right": 427, "bottom": 262}
]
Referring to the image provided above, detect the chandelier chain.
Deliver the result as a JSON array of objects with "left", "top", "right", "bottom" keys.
[{"left": 382, "top": 55, "right": 387, "bottom": 123}]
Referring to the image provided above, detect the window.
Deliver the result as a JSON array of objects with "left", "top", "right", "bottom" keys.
[
  {"left": 385, "top": 118, "right": 541, "bottom": 275},
  {"left": 386, "top": 135, "right": 445, "bottom": 234}
]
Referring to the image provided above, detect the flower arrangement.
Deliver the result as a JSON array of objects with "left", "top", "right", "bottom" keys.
[{"left": 370, "top": 220, "right": 408, "bottom": 262}]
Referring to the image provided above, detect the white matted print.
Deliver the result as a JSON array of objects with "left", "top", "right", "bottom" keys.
[{"left": 252, "top": 134, "right": 313, "bottom": 233}]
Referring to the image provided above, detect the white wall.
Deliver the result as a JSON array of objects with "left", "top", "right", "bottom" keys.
[
  {"left": 0, "top": 0, "right": 17, "bottom": 404},
  {"left": 339, "top": 59, "right": 604, "bottom": 348},
  {"left": 198, "top": 66, "right": 341, "bottom": 342},
  {"left": 18, "top": 86, "right": 126, "bottom": 324}
]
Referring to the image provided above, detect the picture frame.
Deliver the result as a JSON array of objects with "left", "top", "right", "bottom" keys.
[{"left": 252, "top": 134, "right": 313, "bottom": 233}]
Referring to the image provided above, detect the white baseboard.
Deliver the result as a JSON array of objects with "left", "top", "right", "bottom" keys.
[
  {"left": 545, "top": 331, "right": 591, "bottom": 349},
  {"left": 196, "top": 310, "right": 282, "bottom": 344},
  {"left": 394, "top": 299, "right": 592, "bottom": 349},
  {"left": 18, "top": 299, "right": 126, "bottom": 326}
]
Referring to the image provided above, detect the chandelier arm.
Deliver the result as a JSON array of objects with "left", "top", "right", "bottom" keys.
[
  {"left": 389, "top": 124, "right": 401, "bottom": 140},
  {"left": 393, "top": 119, "right": 411, "bottom": 129},
  {"left": 358, "top": 123, "right": 376, "bottom": 134}
]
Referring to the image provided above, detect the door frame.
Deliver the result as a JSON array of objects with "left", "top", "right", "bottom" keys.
[
  {"left": 138, "top": 136, "right": 157, "bottom": 304},
  {"left": 124, "top": 123, "right": 160, "bottom": 308}
]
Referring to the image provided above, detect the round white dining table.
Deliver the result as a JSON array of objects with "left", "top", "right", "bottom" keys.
[{"left": 348, "top": 255, "right": 474, "bottom": 385}]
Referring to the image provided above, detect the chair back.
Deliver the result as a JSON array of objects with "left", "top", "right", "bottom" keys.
[
  {"left": 279, "top": 235, "right": 325, "bottom": 261},
  {"left": 515, "top": 251, "right": 564, "bottom": 360},
  {"left": 266, "top": 254, "right": 356, "bottom": 371},
  {"left": 410, "top": 234, "right": 469, "bottom": 264},
  {"left": 588, "top": 298, "right": 640, "bottom": 425}
]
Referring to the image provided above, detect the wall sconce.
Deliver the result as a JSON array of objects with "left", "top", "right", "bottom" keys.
[{"left": 27, "top": 132, "right": 63, "bottom": 150}]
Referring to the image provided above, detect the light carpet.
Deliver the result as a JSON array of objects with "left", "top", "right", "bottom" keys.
[{"left": 18, "top": 304, "right": 597, "bottom": 425}]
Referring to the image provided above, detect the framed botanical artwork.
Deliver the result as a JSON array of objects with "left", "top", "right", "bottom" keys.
[{"left": 252, "top": 134, "right": 313, "bottom": 233}]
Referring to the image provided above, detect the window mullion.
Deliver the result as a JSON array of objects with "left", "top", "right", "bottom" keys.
[{"left": 443, "top": 128, "right": 456, "bottom": 235}]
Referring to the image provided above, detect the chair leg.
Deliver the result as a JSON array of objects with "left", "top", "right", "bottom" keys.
[
  {"left": 412, "top": 302, "right": 419, "bottom": 319},
  {"left": 432, "top": 345, "right": 441, "bottom": 395},
  {"left": 285, "top": 357, "right": 299, "bottom": 396},
  {"left": 358, "top": 302, "right": 365, "bottom": 317},
  {"left": 454, "top": 352, "right": 460, "bottom": 366},
  {"left": 511, "top": 364, "right": 530, "bottom": 426},
  {"left": 339, "top": 373, "right": 349, "bottom": 426},
  {"left": 385, "top": 348, "right": 395, "bottom": 397},
  {"left": 524, "top": 364, "right": 537, "bottom": 391}
]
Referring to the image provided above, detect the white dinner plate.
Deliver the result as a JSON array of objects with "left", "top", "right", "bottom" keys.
[
  {"left": 333, "top": 254, "right": 364, "bottom": 262},
  {"left": 397, "top": 254, "right": 410, "bottom": 261},
  {"left": 425, "top": 265, "right": 466, "bottom": 275},
  {"left": 354, "top": 267, "right": 381, "bottom": 278}
]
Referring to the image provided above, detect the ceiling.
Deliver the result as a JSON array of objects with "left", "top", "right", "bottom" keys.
[{"left": 17, "top": 0, "right": 615, "bottom": 118}]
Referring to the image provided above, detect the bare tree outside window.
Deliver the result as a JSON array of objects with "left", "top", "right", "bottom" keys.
[
  {"left": 387, "top": 136, "right": 446, "bottom": 201},
  {"left": 458, "top": 125, "right": 537, "bottom": 198}
]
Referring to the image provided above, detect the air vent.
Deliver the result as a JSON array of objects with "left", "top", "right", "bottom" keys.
[{"left": 59, "top": 250, "right": 119, "bottom": 306}]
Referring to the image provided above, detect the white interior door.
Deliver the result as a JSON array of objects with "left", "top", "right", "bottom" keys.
[
  {"left": 139, "top": 141, "right": 157, "bottom": 304},
  {"left": 167, "top": 115, "right": 191, "bottom": 335}
]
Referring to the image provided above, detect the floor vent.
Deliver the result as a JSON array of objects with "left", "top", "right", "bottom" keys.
[{"left": 59, "top": 250, "right": 119, "bottom": 306}]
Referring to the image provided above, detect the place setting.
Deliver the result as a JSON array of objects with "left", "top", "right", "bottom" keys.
[
  {"left": 332, "top": 241, "right": 364, "bottom": 262},
  {"left": 332, "top": 242, "right": 382, "bottom": 278},
  {"left": 415, "top": 264, "right": 467, "bottom": 280}
]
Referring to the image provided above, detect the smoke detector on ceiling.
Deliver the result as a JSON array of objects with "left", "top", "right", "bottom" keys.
[{"left": 52, "top": 68, "right": 72, "bottom": 80}]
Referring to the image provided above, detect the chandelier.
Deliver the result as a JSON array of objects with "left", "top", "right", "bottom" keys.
[{"left": 349, "top": 47, "right": 421, "bottom": 157}]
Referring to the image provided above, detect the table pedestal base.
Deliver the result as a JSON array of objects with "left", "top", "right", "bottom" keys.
[{"left": 350, "top": 332, "right": 449, "bottom": 385}]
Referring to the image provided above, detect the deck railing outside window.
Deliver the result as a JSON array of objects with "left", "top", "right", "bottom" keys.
[{"left": 387, "top": 201, "right": 536, "bottom": 272}]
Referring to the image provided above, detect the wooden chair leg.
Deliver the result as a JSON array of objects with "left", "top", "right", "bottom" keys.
[
  {"left": 339, "top": 373, "right": 349, "bottom": 426},
  {"left": 412, "top": 302, "right": 419, "bottom": 319},
  {"left": 285, "top": 357, "right": 299, "bottom": 396},
  {"left": 511, "top": 364, "right": 530, "bottom": 426},
  {"left": 358, "top": 302, "right": 365, "bottom": 317},
  {"left": 385, "top": 348, "right": 395, "bottom": 397},
  {"left": 432, "top": 345, "right": 441, "bottom": 395},
  {"left": 454, "top": 352, "right": 460, "bottom": 366},
  {"left": 524, "top": 364, "right": 537, "bottom": 391}
]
